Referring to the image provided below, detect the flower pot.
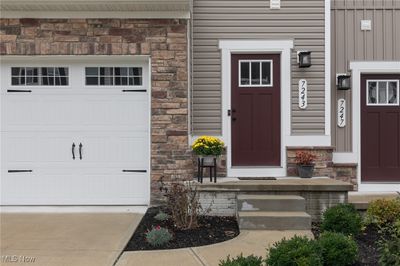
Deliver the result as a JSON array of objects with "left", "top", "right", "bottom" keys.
[
  {"left": 297, "top": 164, "right": 314, "bottom": 178},
  {"left": 199, "top": 155, "right": 217, "bottom": 166}
]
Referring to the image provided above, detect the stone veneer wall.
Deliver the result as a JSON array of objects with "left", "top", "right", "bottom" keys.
[
  {"left": 0, "top": 18, "right": 193, "bottom": 203},
  {"left": 287, "top": 147, "right": 334, "bottom": 177},
  {"left": 332, "top": 163, "right": 357, "bottom": 191}
]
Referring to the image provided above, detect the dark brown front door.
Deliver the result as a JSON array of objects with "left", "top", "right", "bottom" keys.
[
  {"left": 361, "top": 74, "right": 400, "bottom": 182},
  {"left": 231, "top": 54, "right": 280, "bottom": 166}
]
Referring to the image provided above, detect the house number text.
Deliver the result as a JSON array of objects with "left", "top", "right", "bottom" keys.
[
  {"left": 337, "top": 98, "right": 346, "bottom": 128},
  {"left": 298, "top": 79, "right": 307, "bottom": 109}
]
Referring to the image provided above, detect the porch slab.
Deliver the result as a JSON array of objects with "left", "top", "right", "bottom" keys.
[
  {"left": 349, "top": 191, "right": 400, "bottom": 210},
  {"left": 197, "top": 177, "right": 353, "bottom": 192}
]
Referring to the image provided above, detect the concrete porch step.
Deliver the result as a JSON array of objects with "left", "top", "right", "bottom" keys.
[
  {"left": 238, "top": 211, "right": 311, "bottom": 230},
  {"left": 237, "top": 194, "right": 306, "bottom": 212}
]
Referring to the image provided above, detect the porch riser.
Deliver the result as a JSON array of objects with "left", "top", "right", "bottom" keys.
[{"left": 238, "top": 199, "right": 305, "bottom": 212}]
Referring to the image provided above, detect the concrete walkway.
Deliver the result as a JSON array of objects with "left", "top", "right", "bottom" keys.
[
  {"left": 0, "top": 213, "right": 142, "bottom": 266},
  {"left": 116, "top": 230, "right": 313, "bottom": 266}
]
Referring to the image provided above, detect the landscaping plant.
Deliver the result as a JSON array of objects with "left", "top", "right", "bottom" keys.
[
  {"left": 318, "top": 232, "right": 358, "bottom": 266},
  {"left": 154, "top": 210, "right": 170, "bottom": 221},
  {"left": 378, "top": 219, "right": 400, "bottom": 266},
  {"left": 145, "top": 226, "right": 173, "bottom": 247},
  {"left": 163, "top": 181, "right": 203, "bottom": 230},
  {"left": 321, "top": 203, "right": 362, "bottom": 236},
  {"left": 192, "top": 136, "right": 224, "bottom": 156},
  {"left": 366, "top": 197, "right": 400, "bottom": 227},
  {"left": 295, "top": 151, "right": 317, "bottom": 178},
  {"left": 219, "top": 254, "right": 263, "bottom": 266},
  {"left": 266, "top": 235, "right": 322, "bottom": 266}
]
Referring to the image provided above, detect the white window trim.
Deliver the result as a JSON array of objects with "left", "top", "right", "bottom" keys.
[
  {"left": 333, "top": 61, "right": 400, "bottom": 192},
  {"left": 366, "top": 80, "right": 399, "bottom": 106},
  {"left": 218, "top": 40, "right": 293, "bottom": 177},
  {"left": 238, "top": 59, "right": 273, "bottom": 87}
]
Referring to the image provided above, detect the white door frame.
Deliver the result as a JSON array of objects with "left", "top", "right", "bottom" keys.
[
  {"left": 344, "top": 61, "right": 400, "bottom": 192},
  {"left": 0, "top": 55, "right": 152, "bottom": 205},
  {"left": 218, "top": 40, "right": 293, "bottom": 177}
]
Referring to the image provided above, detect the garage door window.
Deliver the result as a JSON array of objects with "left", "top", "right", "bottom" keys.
[
  {"left": 367, "top": 80, "right": 399, "bottom": 105},
  {"left": 85, "top": 67, "right": 142, "bottom": 86},
  {"left": 11, "top": 67, "right": 69, "bottom": 86}
]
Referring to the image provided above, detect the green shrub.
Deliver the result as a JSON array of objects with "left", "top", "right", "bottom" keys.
[
  {"left": 145, "top": 226, "right": 173, "bottom": 247},
  {"left": 154, "top": 210, "right": 170, "bottom": 221},
  {"left": 318, "top": 232, "right": 358, "bottom": 266},
  {"left": 219, "top": 254, "right": 263, "bottom": 266},
  {"left": 366, "top": 198, "right": 400, "bottom": 227},
  {"left": 378, "top": 220, "right": 400, "bottom": 266},
  {"left": 321, "top": 204, "right": 362, "bottom": 236},
  {"left": 266, "top": 235, "right": 322, "bottom": 266}
]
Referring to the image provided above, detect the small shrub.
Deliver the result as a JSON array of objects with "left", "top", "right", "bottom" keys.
[
  {"left": 154, "top": 210, "right": 170, "bottom": 221},
  {"left": 321, "top": 203, "right": 362, "bottom": 236},
  {"left": 161, "top": 181, "right": 203, "bottom": 229},
  {"left": 266, "top": 235, "right": 322, "bottom": 266},
  {"left": 219, "top": 254, "right": 263, "bottom": 266},
  {"left": 366, "top": 198, "right": 400, "bottom": 227},
  {"left": 378, "top": 219, "right": 400, "bottom": 266},
  {"left": 145, "top": 226, "right": 173, "bottom": 247},
  {"left": 318, "top": 232, "right": 358, "bottom": 266}
]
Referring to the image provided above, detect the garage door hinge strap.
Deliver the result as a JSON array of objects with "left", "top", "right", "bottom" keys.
[
  {"left": 8, "top": 170, "right": 33, "bottom": 173},
  {"left": 122, "top": 90, "right": 147, "bottom": 92},
  {"left": 122, "top": 170, "right": 147, "bottom": 173},
  {"left": 7, "top": 90, "right": 32, "bottom": 93}
]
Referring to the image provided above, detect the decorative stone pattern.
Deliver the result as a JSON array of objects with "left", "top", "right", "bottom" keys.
[
  {"left": 0, "top": 18, "right": 192, "bottom": 203},
  {"left": 332, "top": 163, "right": 357, "bottom": 191},
  {"left": 287, "top": 146, "right": 334, "bottom": 177},
  {"left": 198, "top": 190, "right": 347, "bottom": 221}
]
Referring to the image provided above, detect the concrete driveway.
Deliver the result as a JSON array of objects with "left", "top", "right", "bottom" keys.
[{"left": 0, "top": 213, "right": 142, "bottom": 266}]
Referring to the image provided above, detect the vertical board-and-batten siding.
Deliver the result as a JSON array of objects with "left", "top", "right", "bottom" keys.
[
  {"left": 191, "top": 0, "right": 326, "bottom": 135},
  {"left": 331, "top": 0, "right": 400, "bottom": 152}
]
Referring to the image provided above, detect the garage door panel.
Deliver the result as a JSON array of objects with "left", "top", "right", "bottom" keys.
[
  {"left": 2, "top": 132, "right": 74, "bottom": 164},
  {"left": 2, "top": 95, "right": 80, "bottom": 131},
  {"left": 1, "top": 171, "right": 148, "bottom": 205}
]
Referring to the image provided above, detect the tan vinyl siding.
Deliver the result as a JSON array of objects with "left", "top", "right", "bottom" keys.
[
  {"left": 192, "top": 0, "right": 326, "bottom": 135},
  {"left": 331, "top": 0, "right": 400, "bottom": 152}
]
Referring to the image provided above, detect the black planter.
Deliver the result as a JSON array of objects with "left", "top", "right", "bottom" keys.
[{"left": 297, "top": 164, "right": 314, "bottom": 178}]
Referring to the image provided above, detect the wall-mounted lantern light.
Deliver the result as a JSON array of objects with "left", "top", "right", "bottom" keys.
[
  {"left": 336, "top": 74, "right": 351, "bottom": 90},
  {"left": 297, "top": 51, "right": 312, "bottom": 68}
]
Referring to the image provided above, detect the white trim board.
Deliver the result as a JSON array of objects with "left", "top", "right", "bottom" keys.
[
  {"left": 2, "top": 11, "right": 191, "bottom": 19},
  {"left": 324, "top": 0, "right": 331, "bottom": 136},
  {"left": 343, "top": 61, "right": 400, "bottom": 192},
  {"left": 0, "top": 206, "right": 148, "bottom": 213}
]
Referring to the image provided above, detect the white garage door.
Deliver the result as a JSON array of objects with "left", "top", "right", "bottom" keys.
[{"left": 0, "top": 56, "right": 150, "bottom": 205}]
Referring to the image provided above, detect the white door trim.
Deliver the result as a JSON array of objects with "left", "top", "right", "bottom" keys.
[
  {"left": 346, "top": 61, "right": 400, "bottom": 192},
  {"left": 218, "top": 40, "right": 293, "bottom": 177}
]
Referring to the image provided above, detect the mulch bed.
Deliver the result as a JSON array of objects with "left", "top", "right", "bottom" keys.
[
  {"left": 124, "top": 207, "right": 240, "bottom": 251},
  {"left": 312, "top": 222, "right": 382, "bottom": 266}
]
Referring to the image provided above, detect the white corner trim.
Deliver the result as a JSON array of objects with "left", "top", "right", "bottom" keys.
[
  {"left": 349, "top": 61, "right": 400, "bottom": 191},
  {"left": 324, "top": 0, "right": 331, "bottom": 136},
  {"left": 218, "top": 40, "right": 293, "bottom": 177},
  {"left": 2, "top": 11, "right": 191, "bottom": 19},
  {"left": 332, "top": 152, "right": 357, "bottom": 163}
]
